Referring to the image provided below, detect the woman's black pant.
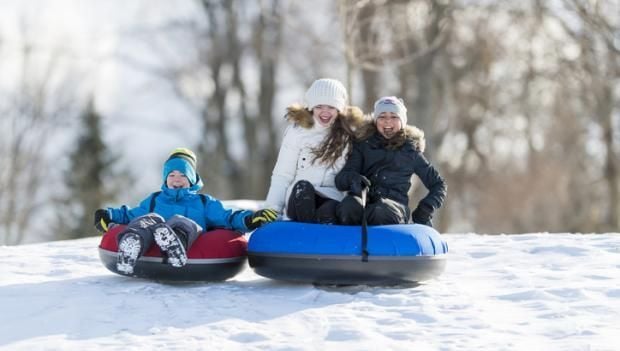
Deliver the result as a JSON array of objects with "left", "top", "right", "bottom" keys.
[{"left": 336, "top": 194, "right": 408, "bottom": 225}]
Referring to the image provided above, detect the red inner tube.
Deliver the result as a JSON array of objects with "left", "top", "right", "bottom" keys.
[{"left": 99, "top": 225, "right": 247, "bottom": 259}]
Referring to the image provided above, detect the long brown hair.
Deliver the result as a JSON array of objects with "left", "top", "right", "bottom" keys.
[{"left": 311, "top": 106, "right": 368, "bottom": 167}]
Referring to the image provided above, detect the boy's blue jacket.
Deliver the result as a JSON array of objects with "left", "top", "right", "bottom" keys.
[{"left": 107, "top": 183, "right": 251, "bottom": 232}]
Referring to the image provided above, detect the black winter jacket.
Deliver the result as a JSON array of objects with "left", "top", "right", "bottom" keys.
[{"left": 335, "top": 127, "right": 446, "bottom": 212}]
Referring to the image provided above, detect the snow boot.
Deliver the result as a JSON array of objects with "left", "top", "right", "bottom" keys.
[
  {"left": 153, "top": 224, "right": 187, "bottom": 268},
  {"left": 287, "top": 180, "right": 317, "bottom": 222},
  {"left": 117, "top": 232, "right": 142, "bottom": 275}
]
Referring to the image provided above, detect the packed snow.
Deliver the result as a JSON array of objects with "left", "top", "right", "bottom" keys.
[{"left": 1, "top": 231, "right": 619, "bottom": 351}]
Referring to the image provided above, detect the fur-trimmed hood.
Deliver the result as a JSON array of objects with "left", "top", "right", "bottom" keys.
[
  {"left": 360, "top": 124, "right": 426, "bottom": 152},
  {"left": 401, "top": 125, "right": 426, "bottom": 152},
  {"left": 285, "top": 103, "right": 369, "bottom": 139}
]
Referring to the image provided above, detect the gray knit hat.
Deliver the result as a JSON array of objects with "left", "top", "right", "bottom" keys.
[
  {"left": 304, "top": 78, "right": 348, "bottom": 112},
  {"left": 373, "top": 96, "right": 408, "bottom": 126}
]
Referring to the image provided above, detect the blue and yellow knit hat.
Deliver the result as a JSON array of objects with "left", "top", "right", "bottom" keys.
[{"left": 163, "top": 147, "right": 199, "bottom": 186}]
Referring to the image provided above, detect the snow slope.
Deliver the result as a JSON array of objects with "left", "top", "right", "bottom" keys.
[{"left": 1, "top": 233, "right": 619, "bottom": 351}]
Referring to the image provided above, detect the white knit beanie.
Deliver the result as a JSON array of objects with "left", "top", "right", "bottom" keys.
[
  {"left": 373, "top": 96, "right": 408, "bottom": 126},
  {"left": 304, "top": 78, "right": 348, "bottom": 112}
]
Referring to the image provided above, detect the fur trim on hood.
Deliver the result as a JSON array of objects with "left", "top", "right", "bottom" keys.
[
  {"left": 285, "top": 103, "right": 369, "bottom": 139},
  {"left": 361, "top": 124, "right": 427, "bottom": 152},
  {"left": 402, "top": 125, "right": 426, "bottom": 152}
]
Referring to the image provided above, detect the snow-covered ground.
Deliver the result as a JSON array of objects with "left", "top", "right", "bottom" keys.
[{"left": 1, "top": 232, "right": 619, "bottom": 351}]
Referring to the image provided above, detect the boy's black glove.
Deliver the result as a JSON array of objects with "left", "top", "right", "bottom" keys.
[
  {"left": 411, "top": 203, "right": 433, "bottom": 227},
  {"left": 349, "top": 174, "right": 371, "bottom": 197},
  {"left": 94, "top": 209, "right": 112, "bottom": 233},
  {"left": 244, "top": 209, "right": 278, "bottom": 230}
]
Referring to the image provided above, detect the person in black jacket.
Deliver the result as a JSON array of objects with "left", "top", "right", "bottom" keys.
[{"left": 335, "top": 96, "right": 446, "bottom": 226}]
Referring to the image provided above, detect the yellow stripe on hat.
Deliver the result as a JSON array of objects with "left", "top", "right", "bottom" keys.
[{"left": 168, "top": 147, "right": 197, "bottom": 168}]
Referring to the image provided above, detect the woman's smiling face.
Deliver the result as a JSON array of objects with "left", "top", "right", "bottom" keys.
[{"left": 313, "top": 105, "right": 339, "bottom": 127}]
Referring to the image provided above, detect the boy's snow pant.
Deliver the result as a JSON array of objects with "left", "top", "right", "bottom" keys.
[
  {"left": 286, "top": 180, "right": 339, "bottom": 224},
  {"left": 117, "top": 213, "right": 203, "bottom": 256},
  {"left": 166, "top": 214, "right": 202, "bottom": 249}
]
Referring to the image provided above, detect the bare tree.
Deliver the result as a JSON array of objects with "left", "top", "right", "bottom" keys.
[
  {"left": 0, "top": 31, "right": 78, "bottom": 245},
  {"left": 252, "top": 0, "right": 283, "bottom": 197},
  {"left": 53, "top": 98, "right": 130, "bottom": 240},
  {"left": 196, "top": 0, "right": 286, "bottom": 199},
  {"left": 548, "top": 0, "right": 620, "bottom": 231},
  {"left": 339, "top": 0, "right": 452, "bottom": 111},
  {"left": 441, "top": 0, "right": 619, "bottom": 233},
  {"left": 120, "top": 0, "right": 285, "bottom": 201},
  {"left": 112, "top": 0, "right": 617, "bottom": 234}
]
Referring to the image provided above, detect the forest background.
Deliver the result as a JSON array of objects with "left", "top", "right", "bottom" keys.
[{"left": 1, "top": 0, "right": 618, "bottom": 245}]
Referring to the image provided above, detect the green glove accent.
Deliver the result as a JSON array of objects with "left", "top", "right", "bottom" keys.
[
  {"left": 94, "top": 209, "right": 112, "bottom": 233},
  {"left": 245, "top": 209, "right": 278, "bottom": 230}
]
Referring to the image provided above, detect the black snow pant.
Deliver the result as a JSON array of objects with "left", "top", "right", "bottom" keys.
[
  {"left": 336, "top": 194, "right": 408, "bottom": 225},
  {"left": 117, "top": 213, "right": 203, "bottom": 257},
  {"left": 286, "top": 180, "right": 339, "bottom": 224}
]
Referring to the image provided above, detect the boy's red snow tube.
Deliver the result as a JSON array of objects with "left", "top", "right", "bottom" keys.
[{"left": 98, "top": 224, "right": 247, "bottom": 281}]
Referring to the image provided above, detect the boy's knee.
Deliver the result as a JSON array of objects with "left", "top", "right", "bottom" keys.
[
  {"left": 167, "top": 216, "right": 202, "bottom": 248},
  {"left": 144, "top": 213, "right": 165, "bottom": 222},
  {"left": 129, "top": 213, "right": 165, "bottom": 227},
  {"left": 167, "top": 215, "right": 201, "bottom": 231}
]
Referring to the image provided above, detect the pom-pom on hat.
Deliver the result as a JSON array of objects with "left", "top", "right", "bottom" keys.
[
  {"left": 163, "top": 147, "right": 199, "bottom": 186},
  {"left": 373, "top": 96, "right": 408, "bottom": 127},
  {"left": 304, "top": 78, "right": 348, "bottom": 112}
]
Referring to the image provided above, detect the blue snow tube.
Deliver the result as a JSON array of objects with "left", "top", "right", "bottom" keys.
[{"left": 248, "top": 221, "right": 448, "bottom": 285}]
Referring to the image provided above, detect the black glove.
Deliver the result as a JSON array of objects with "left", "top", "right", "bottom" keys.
[
  {"left": 244, "top": 209, "right": 278, "bottom": 231},
  {"left": 349, "top": 174, "right": 371, "bottom": 197},
  {"left": 411, "top": 203, "right": 433, "bottom": 227},
  {"left": 94, "top": 209, "right": 112, "bottom": 233}
]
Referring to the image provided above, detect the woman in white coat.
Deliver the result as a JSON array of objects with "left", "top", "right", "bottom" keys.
[{"left": 264, "top": 78, "right": 367, "bottom": 223}]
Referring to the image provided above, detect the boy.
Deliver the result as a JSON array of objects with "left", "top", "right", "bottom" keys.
[{"left": 94, "top": 148, "right": 276, "bottom": 275}]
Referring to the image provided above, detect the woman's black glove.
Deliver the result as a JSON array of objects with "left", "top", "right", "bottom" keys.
[
  {"left": 349, "top": 174, "right": 371, "bottom": 197},
  {"left": 411, "top": 203, "right": 433, "bottom": 227},
  {"left": 244, "top": 209, "right": 278, "bottom": 230},
  {"left": 94, "top": 209, "right": 112, "bottom": 233}
]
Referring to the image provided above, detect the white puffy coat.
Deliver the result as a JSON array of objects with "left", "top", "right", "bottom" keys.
[{"left": 264, "top": 122, "right": 347, "bottom": 214}]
